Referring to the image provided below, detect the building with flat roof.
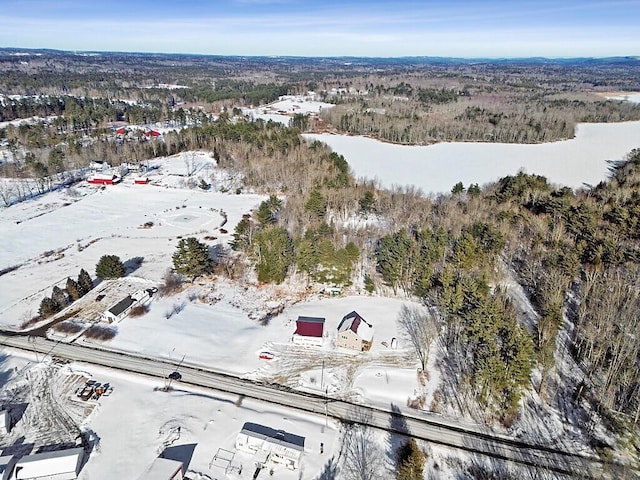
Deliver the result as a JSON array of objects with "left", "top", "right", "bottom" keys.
[
  {"left": 136, "top": 457, "right": 184, "bottom": 480},
  {"left": 235, "top": 422, "right": 305, "bottom": 470},
  {"left": 14, "top": 447, "right": 84, "bottom": 480}
]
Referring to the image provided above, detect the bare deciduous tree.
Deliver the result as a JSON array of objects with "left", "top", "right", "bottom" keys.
[
  {"left": 397, "top": 304, "right": 438, "bottom": 371},
  {"left": 342, "top": 424, "right": 385, "bottom": 480}
]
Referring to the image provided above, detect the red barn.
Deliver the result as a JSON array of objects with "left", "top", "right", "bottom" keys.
[
  {"left": 134, "top": 178, "right": 149, "bottom": 185},
  {"left": 292, "top": 316, "right": 325, "bottom": 347},
  {"left": 88, "top": 174, "right": 121, "bottom": 185}
]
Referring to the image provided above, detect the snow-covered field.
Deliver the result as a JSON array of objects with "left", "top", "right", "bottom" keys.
[
  {"left": 305, "top": 120, "right": 640, "bottom": 193},
  {"left": 243, "top": 95, "right": 334, "bottom": 126},
  {"left": 604, "top": 92, "right": 640, "bottom": 103}
]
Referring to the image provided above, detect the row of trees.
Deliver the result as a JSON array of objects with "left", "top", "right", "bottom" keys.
[
  {"left": 320, "top": 89, "right": 640, "bottom": 145},
  {"left": 38, "top": 269, "right": 93, "bottom": 318}
]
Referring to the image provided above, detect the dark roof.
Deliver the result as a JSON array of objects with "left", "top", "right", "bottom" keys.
[
  {"left": 294, "top": 316, "right": 325, "bottom": 337},
  {"left": 240, "top": 422, "right": 305, "bottom": 451},
  {"left": 108, "top": 295, "right": 135, "bottom": 316}
]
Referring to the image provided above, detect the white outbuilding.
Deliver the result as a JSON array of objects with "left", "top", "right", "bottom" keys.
[
  {"left": 14, "top": 447, "right": 84, "bottom": 480},
  {"left": 235, "top": 422, "right": 305, "bottom": 470},
  {"left": 0, "top": 410, "right": 10, "bottom": 435}
]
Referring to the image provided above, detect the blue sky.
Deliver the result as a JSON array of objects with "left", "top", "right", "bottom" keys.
[{"left": 1, "top": 0, "right": 639, "bottom": 57}]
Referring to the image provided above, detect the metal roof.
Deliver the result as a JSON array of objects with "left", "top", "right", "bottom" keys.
[
  {"left": 239, "top": 423, "right": 305, "bottom": 452},
  {"left": 294, "top": 316, "right": 325, "bottom": 337},
  {"left": 108, "top": 295, "right": 135, "bottom": 317}
]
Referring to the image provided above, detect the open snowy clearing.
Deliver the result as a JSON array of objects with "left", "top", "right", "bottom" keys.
[
  {"left": 304, "top": 120, "right": 640, "bottom": 193},
  {"left": 243, "top": 95, "right": 334, "bottom": 126},
  {"left": 0, "top": 152, "right": 260, "bottom": 326}
]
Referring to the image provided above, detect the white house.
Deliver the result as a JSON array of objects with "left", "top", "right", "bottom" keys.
[
  {"left": 88, "top": 160, "right": 110, "bottom": 171},
  {"left": 0, "top": 455, "right": 16, "bottom": 480},
  {"left": 14, "top": 447, "right": 84, "bottom": 480},
  {"left": 137, "top": 457, "right": 184, "bottom": 480},
  {"left": 102, "top": 289, "right": 151, "bottom": 323},
  {"left": 336, "top": 311, "right": 374, "bottom": 352},
  {"left": 292, "top": 316, "right": 325, "bottom": 347},
  {"left": 235, "top": 422, "right": 305, "bottom": 470},
  {"left": 102, "top": 295, "right": 136, "bottom": 323}
]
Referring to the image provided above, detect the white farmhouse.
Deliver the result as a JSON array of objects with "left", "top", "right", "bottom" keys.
[
  {"left": 102, "top": 295, "right": 136, "bottom": 323},
  {"left": 14, "top": 447, "right": 84, "bottom": 480},
  {"left": 336, "top": 311, "right": 374, "bottom": 352},
  {"left": 235, "top": 422, "right": 305, "bottom": 470},
  {"left": 102, "top": 289, "right": 151, "bottom": 323}
]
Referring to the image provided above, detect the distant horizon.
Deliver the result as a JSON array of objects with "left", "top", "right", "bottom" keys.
[
  {"left": 1, "top": 46, "right": 638, "bottom": 62},
  {"left": 1, "top": 0, "right": 639, "bottom": 58}
]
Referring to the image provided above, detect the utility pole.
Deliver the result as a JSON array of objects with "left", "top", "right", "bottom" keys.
[
  {"left": 324, "top": 387, "right": 328, "bottom": 428},
  {"left": 320, "top": 360, "right": 325, "bottom": 391}
]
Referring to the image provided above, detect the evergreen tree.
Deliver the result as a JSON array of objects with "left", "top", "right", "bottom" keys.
[
  {"left": 255, "top": 195, "right": 283, "bottom": 227},
  {"left": 359, "top": 191, "right": 376, "bottom": 215},
  {"left": 252, "top": 227, "right": 294, "bottom": 284},
  {"left": 375, "top": 229, "right": 415, "bottom": 293},
  {"left": 305, "top": 188, "right": 327, "bottom": 221},
  {"left": 396, "top": 439, "right": 425, "bottom": 480},
  {"left": 172, "top": 237, "right": 213, "bottom": 279},
  {"left": 468, "top": 183, "right": 481, "bottom": 196},
  {"left": 230, "top": 218, "right": 253, "bottom": 252},
  {"left": 51, "top": 285, "right": 69, "bottom": 310},
  {"left": 95, "top": 255, "right": 126, "bottom": 279},
  {"left": 66, "top": 277, "right": 81, "bottom": 301},
  {"left": 39, "top": 296, "right": 58, "bottom": 318},
  {"left": 77, "top": 268, "right": 94, "bottom": 296},
  {"left": 289, "top": 113, "right": 309, "bottom": 131},
  {"left": 451, "top": 181, "right": 465, "bottom": 195},
  {"left": 364, "top": 275, "right": 375, "bottom": 293}
]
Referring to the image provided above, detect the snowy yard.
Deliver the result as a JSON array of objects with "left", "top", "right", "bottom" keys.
[{"left": 0, "top": 351, "right": 340, "bottom": 480}]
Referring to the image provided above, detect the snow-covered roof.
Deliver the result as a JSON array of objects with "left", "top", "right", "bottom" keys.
[
  {"left": 136, "top": 457, "right": 183, "bottom": 480},
  {"left": 338, "top": 311, "right": 374, "bottom": 342},
  {"left": 14, "top": 447, "right": 83, "bottom": 480},
  {"left": 239, "top": 423, "right": 305, "bottom": 452}
]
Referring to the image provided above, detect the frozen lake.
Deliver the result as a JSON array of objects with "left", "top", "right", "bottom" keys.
[{"left": 305, "top": 120, "right": 640, "bottom": 193}]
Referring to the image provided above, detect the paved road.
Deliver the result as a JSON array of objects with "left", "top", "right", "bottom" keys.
[{"left": 0, "top": 333, "right": 625, "bottom": 478}]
